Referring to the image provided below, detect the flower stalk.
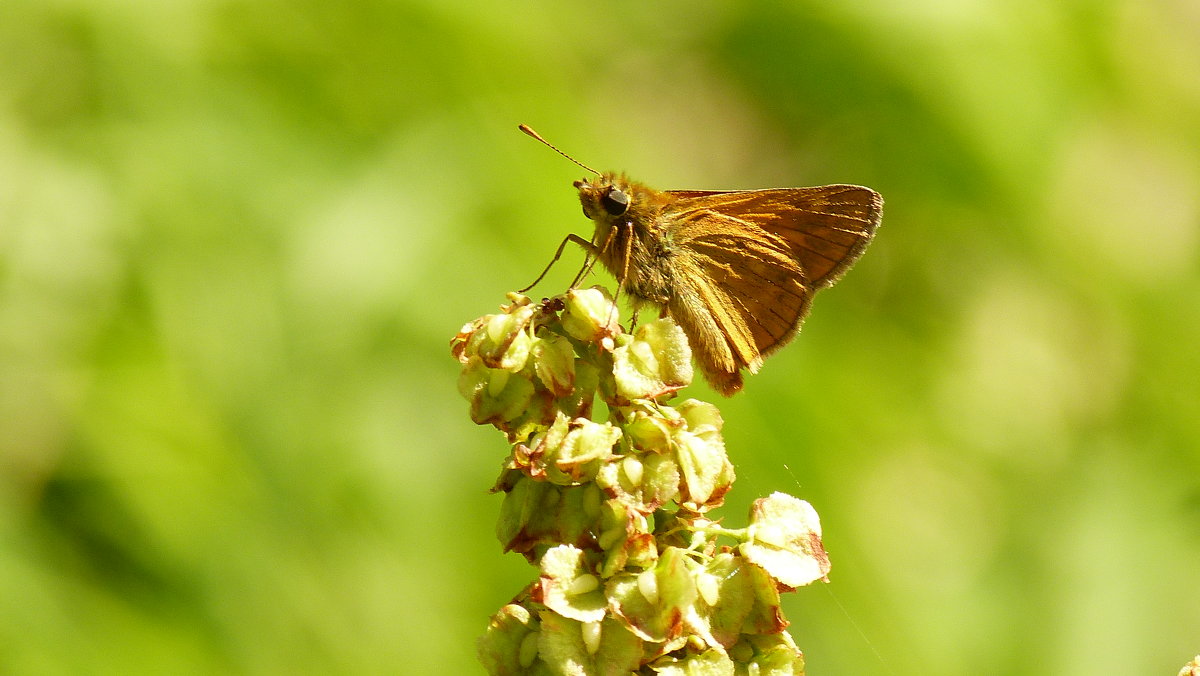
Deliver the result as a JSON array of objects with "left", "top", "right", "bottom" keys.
[{"left": 452, "top": 287, "right": 831, "bottom": 675}]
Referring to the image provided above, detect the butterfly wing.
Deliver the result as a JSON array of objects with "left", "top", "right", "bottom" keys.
[
  {"left": 664, "top": 185, "right": 881, "bottom": 385},
  {"left": 668, "top": 185, "right": 882, "bottom": 289}
]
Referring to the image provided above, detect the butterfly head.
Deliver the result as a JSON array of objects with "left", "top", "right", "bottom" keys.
[{"left": 575, "top": 172, "right": 635, "bottom": 225}]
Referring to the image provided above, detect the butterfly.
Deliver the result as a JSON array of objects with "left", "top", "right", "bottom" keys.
[{"left": 520, "top": 125, "right": 882, "bottom": 395}]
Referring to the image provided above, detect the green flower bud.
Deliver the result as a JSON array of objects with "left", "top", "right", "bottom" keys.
[
  {"left": 495, "top": 478, "right": 603, "bottom": 561},
  {"left": 607, "top": 546, "right": 698, "bottom": 643},
  {"left": 698, "top": 553, "right": 787, "bottom": 648},
  {"left": 457, "top": 356, "right": 537, "bottom": 430},
  {"left": 530, "top": 330, "right": 576, "bottom": 397},
  {"left": 455, "top": 301, "right": 537, "bottom": 372},
  {"left": 596, "top": 445, "right": 681, "bottom": 512},
  {"left": 612, "top": 317, "right": 693, "bottom": 400},
  {"left": 536, "top": 612, "right": 644, "bottom": 675},
  {"left": 523, "top": 413, "right": 621, "bottom": 485},
  {"left": 670, "top": 400, "right": 734, "bottom": 509},
  {"left": 556, "top": 357, "right": 599, "bottom": 421},
  {"left": 537, "top": 545, "right": 607, "bottom": 623},
  {"left": 646, "top": 646, "right": 735, "bottom": 675},
  {"left": 476, "top": 604, "right": 540, "bottom": 674},
  {"left": 735, "top": 632, "right": 806, "bottom": 675},
  {"left": 740, "top": 492, "right": 830, "bottom": 588},
  {"left": 625, "top": 407, "right": 673, "bottom": 453},
  {"left": 678, "top": 399, "right": 723, "bottom": 442},
  {"left": 561, "top": 286, "right": 619, "bottom": 343},
  {"left": 597, "top": 499, "right": 657, "bottom": 577},
  {"left": 640, "top": 452, "right": 682, "bottom": 510}
]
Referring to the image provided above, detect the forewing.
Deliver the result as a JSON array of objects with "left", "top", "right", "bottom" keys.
[
  {"left": 666, "top": 205, "right": 814, "bottom": 363},
  {"left": 667, "top": 185, "right": 881, "bottom": 288}
]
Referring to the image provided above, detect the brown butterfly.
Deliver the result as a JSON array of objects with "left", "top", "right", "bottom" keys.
[{"left": 519, "top": 125, "right": 882, "bottom": 396}]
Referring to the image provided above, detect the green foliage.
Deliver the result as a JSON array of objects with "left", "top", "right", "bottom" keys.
[{"left": 1, "top": 1, "right": 1197, "bottom": 673}]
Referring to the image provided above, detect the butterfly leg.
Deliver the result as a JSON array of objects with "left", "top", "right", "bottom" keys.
[
  {"left": 626, "top": 301, "right": 663, "bottom": 334},
  {"left": 519, "top": 233, "right": 599, "bottom": 293},
  {"left": 608, "top": 221, "right": 635, "bottom": 333},
  {"left": 628, "top": 301, "right": 648, "bottom": 333},
  {"left": 569, "top": 229, "right": 609, "bottom": 289}
]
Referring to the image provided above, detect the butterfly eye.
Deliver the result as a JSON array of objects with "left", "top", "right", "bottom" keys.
[{"left": 601, "top": 187, "right": 630, "bottom": 216}]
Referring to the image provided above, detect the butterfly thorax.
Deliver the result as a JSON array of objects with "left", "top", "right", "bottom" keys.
[{"left": 575, "top": 172, "right": 677, "bottom": 306}]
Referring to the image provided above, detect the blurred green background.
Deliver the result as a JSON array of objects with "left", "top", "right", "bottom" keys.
[{"left": 2, "top": 0, "right": 1197, "bottom": 673}]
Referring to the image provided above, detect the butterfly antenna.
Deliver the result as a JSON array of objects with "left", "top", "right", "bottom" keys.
[{"left": 519, "top": 124, "right": 600, "bottom": 176}]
